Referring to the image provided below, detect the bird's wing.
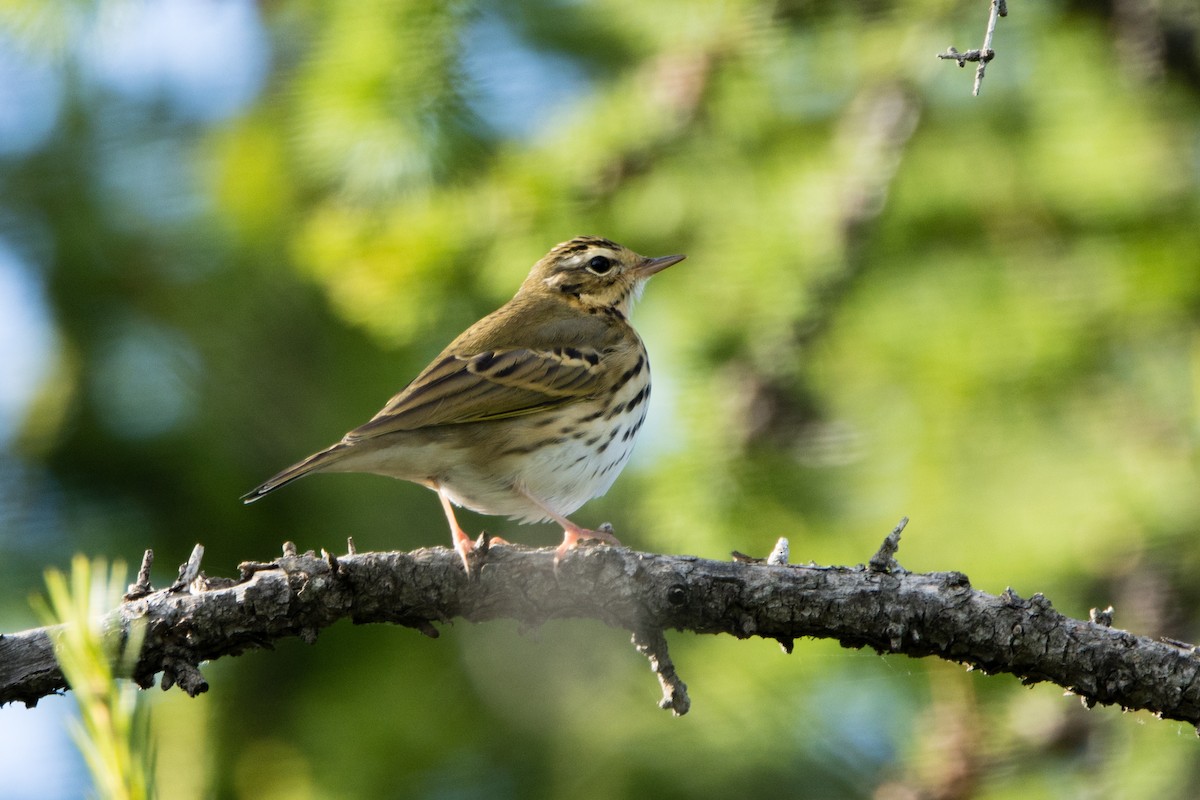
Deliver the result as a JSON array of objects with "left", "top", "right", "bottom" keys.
[{"left": 344, "top": 347, "right": 608, "bottom": 440}]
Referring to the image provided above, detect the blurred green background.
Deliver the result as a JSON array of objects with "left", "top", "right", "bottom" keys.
[{"left": 2, "top": 0, "right": 1199, "bottom": 797}]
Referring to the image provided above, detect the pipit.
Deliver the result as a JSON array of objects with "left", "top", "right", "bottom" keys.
[{"left": 242, "top": 236, "right": 685, "bottom": 569}]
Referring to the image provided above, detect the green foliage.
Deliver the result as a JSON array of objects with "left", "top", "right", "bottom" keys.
[{"left": 34, "top": 557, "right": 153, "bottom": 800}]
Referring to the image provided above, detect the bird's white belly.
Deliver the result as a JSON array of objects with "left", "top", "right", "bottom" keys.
[{"left": 443, "top": 381, "right": 651, "bottom": 523}]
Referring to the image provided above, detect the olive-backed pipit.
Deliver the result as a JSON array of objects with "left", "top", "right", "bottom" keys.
[{"left": 242, "top": 236, "right": 685, "bottom": 569}]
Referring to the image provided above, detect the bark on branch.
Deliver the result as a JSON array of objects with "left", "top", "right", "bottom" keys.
[{"left": 2, "top": 525, "right": 1199, "bottom": 728}]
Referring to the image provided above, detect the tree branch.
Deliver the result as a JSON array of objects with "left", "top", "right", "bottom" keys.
[
  {"left": 3, "top": 525, "right": 1199, "bottom": 728},
  {"left": 938, "top": 0, "right": 1008, "bottom": 96}
]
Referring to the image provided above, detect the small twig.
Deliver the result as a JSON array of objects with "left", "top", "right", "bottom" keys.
[
  {"left": 237, "top": 559, "right": 279, "bottom": 580},
  {"left": 868, "top": 517, "right": 909, "bottom": 573},
  {"left": 936, "top": 46, "right": 994, "bottom": 67},
  {"left": 973, "top": 0, "right": 1003, "bottom": 94},
  {"left": 1160, "top": 636, "right": 1196, "bottom": 650},
  {"left": 170, "top": 545, "right": 205, "bottom": 592},
  {"left": 160, "top": 655, "right": 208, "bottom": 697},
  {"left": 124, "top": 550, "right": 155, "bottom": 601},
  {"left": 938, "top": 0, "right": 1007, "bottom": 95},
  {"left": 632, "top": 628, "right": 690, "bottom": 716},
  {"left": 732, "top": 537, "right": 791, "bottom": 566}
]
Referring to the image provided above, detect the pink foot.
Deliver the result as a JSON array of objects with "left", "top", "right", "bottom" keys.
[{"left": 554, "top": 523, "right": 622, "bottom": 564}]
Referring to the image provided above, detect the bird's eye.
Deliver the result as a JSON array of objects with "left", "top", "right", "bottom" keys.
[{"left": 587, "top": 255, "right": 613, "bottom": 274}]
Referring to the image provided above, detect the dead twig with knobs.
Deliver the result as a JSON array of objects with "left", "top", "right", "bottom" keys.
[{"left": 938, "top": 0, "right": 1008, "bottom": 95}]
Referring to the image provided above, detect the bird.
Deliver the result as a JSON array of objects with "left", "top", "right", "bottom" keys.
[{"left": 242, "top": 236, "right": 685, "bottom": 570}]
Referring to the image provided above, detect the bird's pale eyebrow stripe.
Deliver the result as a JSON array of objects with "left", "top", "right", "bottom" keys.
[{"left": 555, "top": 236, "right": 619, "bottom": 256}]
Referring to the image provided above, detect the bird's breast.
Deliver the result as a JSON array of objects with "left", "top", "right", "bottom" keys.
[{"left": 439, "top": 343, "right": 653, "bottom": 522}]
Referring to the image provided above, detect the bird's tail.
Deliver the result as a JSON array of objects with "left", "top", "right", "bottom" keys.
[{"left": 240, "top": 442, "right": 351, "bottom": 504}]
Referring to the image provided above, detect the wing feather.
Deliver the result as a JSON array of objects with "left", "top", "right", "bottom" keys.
[{"left": 345, "top": 347, "right": 608, "bottom": 441}]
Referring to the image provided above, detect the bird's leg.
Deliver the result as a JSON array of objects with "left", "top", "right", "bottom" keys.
[
  {"left": 437, "top": 488, "right": 475, "bottom": 572},
  {"left": 515, "top": 487, "right": 622, "bottom": 563},
  {"left": 436, "top": 487, "right": 509, "bottom": 572}
]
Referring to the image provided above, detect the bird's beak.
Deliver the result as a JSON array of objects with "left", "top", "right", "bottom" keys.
[{"left": 637, "top": 253, "right": 686, "bottom": 277}]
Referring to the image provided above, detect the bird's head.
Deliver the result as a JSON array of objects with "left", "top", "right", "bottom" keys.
[{"left": 521, "top": 236, "right": 686, "bottom": 317}]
